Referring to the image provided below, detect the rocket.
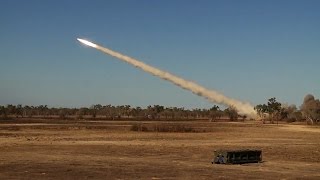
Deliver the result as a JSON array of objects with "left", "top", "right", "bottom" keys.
[
  {"left": 77, "top": 38, "right": 257, "bottom": 118},
  {"left": 77, "top": 38, "right": 97, "bottom": 48}
]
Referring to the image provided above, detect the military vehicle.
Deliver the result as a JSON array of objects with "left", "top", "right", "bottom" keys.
[{"left": 212, "top": 149, "right": 262, "bottom": 164}]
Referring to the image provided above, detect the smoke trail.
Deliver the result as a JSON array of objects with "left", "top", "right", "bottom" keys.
[{"left": 77, "top": 38, "right": 257, "bottom": 118}]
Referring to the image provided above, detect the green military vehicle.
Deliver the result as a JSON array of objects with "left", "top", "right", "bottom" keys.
[{"left": 212, "top": 149, "right": 262, "bottom": 164}]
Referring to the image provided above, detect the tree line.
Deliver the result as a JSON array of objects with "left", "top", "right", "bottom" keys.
[
  {"left": 255, "top": 94, "right": 320, "bottom": 125},
  {"left": 1, "top": 94, "right": 319, "bottom": 124},
  {"left": 0, "top": 104, "right": 236, "bottom": 121}
]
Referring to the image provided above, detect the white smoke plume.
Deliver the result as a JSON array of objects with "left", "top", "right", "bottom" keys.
[{"left": 77, "top": 38, "right": 257, "bottom": 118}]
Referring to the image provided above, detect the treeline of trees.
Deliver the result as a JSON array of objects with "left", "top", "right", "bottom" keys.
[
  {"left": 0, "top": 104, "right": 241, "bottom": 121},
  {"left": 1, "top": 94, "right": 319, "bottom": 124},
  {"left": 255, "top": 94, "right": 320, "bottom": 125}
]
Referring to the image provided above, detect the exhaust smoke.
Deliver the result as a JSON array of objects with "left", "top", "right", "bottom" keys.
[{"left": 77, "top": 38, "right": 257, "bottom": 118}]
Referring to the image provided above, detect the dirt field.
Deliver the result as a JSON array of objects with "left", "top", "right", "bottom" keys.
[{"left": 1, "top": 119, "right": 320, "bottom": 179}]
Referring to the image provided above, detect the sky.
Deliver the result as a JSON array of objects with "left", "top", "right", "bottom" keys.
[{"left": 1, "top": 0, "right": 319, "bottom": 109}]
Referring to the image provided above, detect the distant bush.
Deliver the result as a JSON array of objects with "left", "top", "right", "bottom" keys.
[
  {"left": 154, "top": 124, "right": 195, "bottom": 132},
  {"left": 131, "top": 123, "right": 196, "bottom": 133},
  {"left": 0, "top": 116, "right": 13, "bottom": 121},
  {"left": 286, "top": 118, "right": 296, "bottom": 123},
  {"left": 130, "top": 123, "right": 148, "bottom": 132}
]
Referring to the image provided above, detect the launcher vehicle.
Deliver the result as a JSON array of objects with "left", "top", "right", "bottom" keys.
[{"left": 212, "top": 149, "right": 262, "bottom": 164}]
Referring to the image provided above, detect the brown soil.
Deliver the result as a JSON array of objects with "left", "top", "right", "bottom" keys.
[{"left": 1, "top": 119, "right": 320, "bottom": 179}]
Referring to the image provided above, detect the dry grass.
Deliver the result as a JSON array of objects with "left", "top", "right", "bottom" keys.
[
  {"left": 1, "top": 119, "right": 320, "bottom": 179},
  {"left": 131, "top": 123, "right": 195, "bottom": 132}
]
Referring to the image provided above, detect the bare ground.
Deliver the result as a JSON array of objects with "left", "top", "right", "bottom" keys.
[{"left": 0, "top": 119, "right": 320, "bottom": 179}]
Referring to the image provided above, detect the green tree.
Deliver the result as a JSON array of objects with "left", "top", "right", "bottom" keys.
[
  {"left": 255, "top": 97, "right": 282, "bottom": 124},
  {"left": 267, "top": 98, "right": 282, "bottom": 123},
  {"left": 254, "top": 104, "right": 268, "bottom": 119}
]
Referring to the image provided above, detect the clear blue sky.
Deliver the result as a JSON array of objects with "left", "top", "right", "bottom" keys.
[{"left": 1, "top": 0, "right": 319, "bottom": 109}]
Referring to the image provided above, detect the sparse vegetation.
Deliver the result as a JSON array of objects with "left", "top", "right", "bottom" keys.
[
  {"left": 1, "top": 94, "right": 319, "bottom": 125},
  {"left": 224, "top": 106, "right": 238, "bottom": 121},
  {"left": 0, "top": 104, "right": 231, "bottom": 121},
  {"left": 1, "top": 119, "right": 320, "bottom": 179},
  {"left": 255, "top": 97, "right": 282, "bottom": 124},
  {"left": 131, "top": 123, "right": 195, "bottom": 132},
  {"left": 254, "top": 95, "right": 320, "bottom": 125},
  {"left": 301, "top": 94, "right": 320, "bottom": 125}
]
